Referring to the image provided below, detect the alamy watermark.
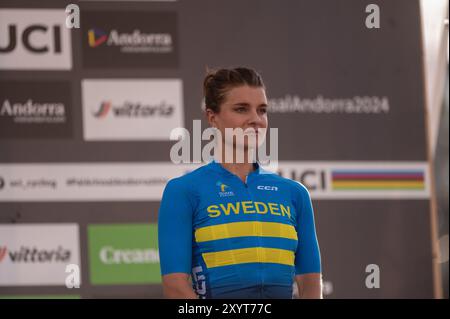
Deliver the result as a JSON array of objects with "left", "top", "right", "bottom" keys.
[
  {"left": 169, "top": 120, "right": 278, "bottom": 166},
  {"left": 65, "top": 263, "right": 80, "bottom": 288},
  {"left": 65, "top": 4, "right": 80, "bottom": 29},
  {"left": 365, "top": 4, "right": 380, "bottom": 29},
  {"left": 365, "top": 264, "right": 380, "bottom": 289}
]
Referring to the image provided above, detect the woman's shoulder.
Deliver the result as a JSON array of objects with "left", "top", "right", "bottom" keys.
[
  {"left": 259, "top": 168, "right": 311, "bottom": 198},
  {"left": 164, "top": 162, "right": 214, "bottom": 189}
]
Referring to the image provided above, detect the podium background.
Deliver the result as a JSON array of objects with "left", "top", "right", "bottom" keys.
[{"left": 0, "top": 0, "right": 439, "bottom": 298}]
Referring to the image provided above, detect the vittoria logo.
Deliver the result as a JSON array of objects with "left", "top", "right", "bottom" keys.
[
  {"left": 0, "top": 224, "right": 80, "bottom": 286},
  {"left": 0, "top": 245, "right": 71, "bottom": 264},
  {"left": 92, "top": 101, "right": 111, "bottom": 118},
  {"left": 81, "top": 79, "right": 183, "bottom": 141},
  {"left": 92, "top": 100, "right": 174, "bottom": 119},
  {"left": 0, "top": 246, "right": 6, "bottom": 262}
]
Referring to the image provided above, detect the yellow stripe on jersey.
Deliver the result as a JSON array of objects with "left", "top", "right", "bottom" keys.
[
  {"left": 202, "top": 247, "right": 295, "bottom": 268},
  {"left": 195, "top": 221, "right": 297, "bottom": 243}
]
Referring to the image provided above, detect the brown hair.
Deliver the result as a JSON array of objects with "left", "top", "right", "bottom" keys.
[{"left": 203, "top": 67, "right": 265, "bottom": 113}]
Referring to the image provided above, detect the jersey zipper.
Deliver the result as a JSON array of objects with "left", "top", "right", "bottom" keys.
[{"left": 241, "top": 174, "right": 264, "bottom": 291}]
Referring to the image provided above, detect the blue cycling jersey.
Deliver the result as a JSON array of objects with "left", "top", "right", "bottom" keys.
[{"left": 158, "top": 160, "right": 321, "bottom": 299}]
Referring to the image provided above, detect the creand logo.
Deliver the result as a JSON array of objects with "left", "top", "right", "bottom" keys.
[
  {"left": 92, "top": 100, "right": 174, "bottom": 118},
  {"left": 87, "top": 27, "right": 172, "bottom": 53},
  {"left": 99, "top": 246, "right": 159, "bottom": 265}
]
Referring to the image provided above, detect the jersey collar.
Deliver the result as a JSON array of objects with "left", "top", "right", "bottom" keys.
[{"left": 209, "top": 159, "right": 261, "bottom": 178}]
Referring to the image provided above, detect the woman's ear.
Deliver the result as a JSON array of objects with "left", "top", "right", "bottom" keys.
[{"left": 205, "top": 108, "right": 216, "bottom": 128}]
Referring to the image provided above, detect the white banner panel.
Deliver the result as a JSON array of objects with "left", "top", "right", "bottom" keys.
[
  {"left": 0, "top": 162, "right": 195, "bottom": 201},
  {"left": 0, "top": 162, "right": 429, "bottom": 201},
  {"left": 82, "top": 79, "right": 184, "bottom": 141},
  {"left": 0, "top": 9, "right": 72, "bottom": 70},
  {"left": 268, "top": 161, "right": 431, "bottom": 199},
  {"left": 0, "top": 224, "right": 80, "bottom": 286}
]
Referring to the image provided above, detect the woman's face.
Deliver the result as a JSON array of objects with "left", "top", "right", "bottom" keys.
[{"left": 207, "top": 85, "right": 268, "bottom": 150}]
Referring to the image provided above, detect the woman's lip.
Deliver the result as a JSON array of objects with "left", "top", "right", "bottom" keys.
[{"left": 244, "top": 128, "right": 264, "bottom": 132}]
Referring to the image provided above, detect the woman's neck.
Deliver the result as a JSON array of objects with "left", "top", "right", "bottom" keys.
[
  {"left": 219, "top": 162, "right": 255, "bottom": 183},
  {"left": 215, "top": 146, "right": 256, "bottom": 183}
]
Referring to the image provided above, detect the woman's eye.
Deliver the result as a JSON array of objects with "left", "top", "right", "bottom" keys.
[
  {"left": 259, "top": 108, "right": 267, "bottom": 114},
  {"left": 235, "top": 107, "right": 246, "bottom": 113}
]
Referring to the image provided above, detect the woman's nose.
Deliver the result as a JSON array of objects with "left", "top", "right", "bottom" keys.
[{"left": 248, "top": 109, "right": 266, "bottom": 126}]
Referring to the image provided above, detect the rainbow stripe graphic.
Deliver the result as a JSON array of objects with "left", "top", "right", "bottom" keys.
[{"left": 331, "top": 169, "right": 425, "bottom": 190}]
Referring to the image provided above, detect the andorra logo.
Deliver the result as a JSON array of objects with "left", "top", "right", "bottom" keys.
[{"left": 88, "top": 28, "right": 108, "bottom": 48}]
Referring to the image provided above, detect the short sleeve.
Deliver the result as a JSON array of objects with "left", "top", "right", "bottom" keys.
[
  {"left": 294, "top": 183, "right": 321, "bottom": 275},
  {"left": 158, "top": 178, "right": 194, "bottom": 275}
]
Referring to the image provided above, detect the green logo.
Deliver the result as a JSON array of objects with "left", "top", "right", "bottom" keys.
[{"left": 88, "top": 223, "right": 161, "bottom": 285}]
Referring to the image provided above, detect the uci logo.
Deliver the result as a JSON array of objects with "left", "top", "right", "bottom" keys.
[
  {"left": 257, "top": 185, "right": 278, "bottom": 191},
  {"left": 0, "top": 10, "right": 72, "bottom": 70},
  {"left": 0, "top": 24, "right": 62, "bottom": 54},
  {"left": 278, "top": 169, "right": 326, "bottom": 191}
]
